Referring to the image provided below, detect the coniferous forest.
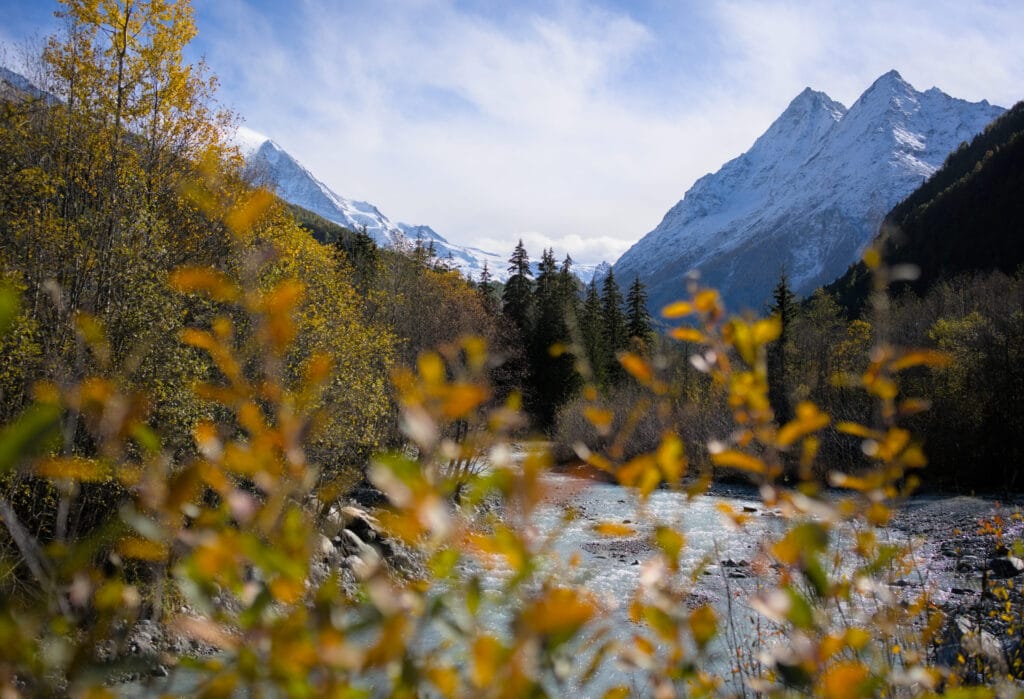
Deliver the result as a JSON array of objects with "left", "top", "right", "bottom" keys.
[{"left": 2, "top": 1, "right": 1024, "bottom": 696}]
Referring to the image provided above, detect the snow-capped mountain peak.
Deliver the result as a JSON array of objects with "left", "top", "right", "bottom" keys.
[
  {"left": 613, "top": 70, "right": 1003, "bottom": 313},
  {"left": 231, "top": 127, "right": 516, "bottom": 279},
  {"left": 232, "top": 125, "right": 271, "bottom": 159}
]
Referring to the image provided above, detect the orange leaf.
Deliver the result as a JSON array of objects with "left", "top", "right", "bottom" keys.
[
  {"left": 619, "top": 352, "right": 652, "bottom": 384},
  {"left": 583, "top": 406, "right": 614, "bottom": 432},
  {"left": 891, "top": 349, "right": 951, "bottom": 371},
  {"left": 225, "top": 189, "right": 276, "bottom": 234},
  {"left": 169, "top": 267, "right": 239, "bottom": 302},
  {"left": 710, "top": 450, "right": 766, "bottom": 474},
  {"left": 816, "top": 661, "right": 872, "bottom": 699},
  {"left": 668, "top": 327, "right": 705, "bottom": 343},
  {"left": 441, "top": 383, "right": 490, "bottom": 419},
  {"left": 593, "top": 521, "right": 635, "bottom": 537},
  {"left": 836, "top": 422, "right": 882, "bottom": 440},
  {"left": 661, "top": 301, "right": 693, "bottom": 318},
  {"left": 693, "top": 289, "right": 720, "bottom": 313}
]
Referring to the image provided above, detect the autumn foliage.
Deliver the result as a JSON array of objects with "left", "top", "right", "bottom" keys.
[{"left": 2, "top": 1, "right": 1024, "bottom": 697}]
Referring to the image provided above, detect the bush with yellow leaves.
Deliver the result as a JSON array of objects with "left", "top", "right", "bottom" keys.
[{"left": 1, "top": 229, "right": 1022, "bottom": 698}]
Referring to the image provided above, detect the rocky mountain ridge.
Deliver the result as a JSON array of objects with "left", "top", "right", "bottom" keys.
[{"left": 613, "top": 70, "right": 1004, "bottom": 313}]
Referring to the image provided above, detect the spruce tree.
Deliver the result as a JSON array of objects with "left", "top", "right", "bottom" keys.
[
  {"left": 767, "top": 270, "right": 797, "bottom": 423},
  {"left": 580, "top": 278, "right": 607, "bottom": 387},
  {"left": 625, "top": 276, "right": 653, "bottom": 349},
  {"left": 527, "top": 249, "right": 579, "bottom": 427},
  {"left": 601, "top": 269, "right": 628, "bottom": 384},
  {"left": 502, "top": 240, "right": 533, "bottom": 333},
  {"left": 477, "top": 260, "right": 497, "bottom": 311}
]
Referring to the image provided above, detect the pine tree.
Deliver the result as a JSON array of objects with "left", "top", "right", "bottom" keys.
[
  {"left": 579, "top": 278, "right": 607, "bottom": 387},
  {"left": 502, "top": 239, "right": 533, "bottom": 334},
  {"left": 477, "top": 260, "right": 497, "bottom": 311},
  {"left": 625, "top": 275, "right": 653, "bottom": 349},
  {"left": 526, "top": 249, "right": 579, "bottom": 426},
  {"left": 767, "top": 270, "right": 797, "bottom": 423},
  {"left": 601, "top": 269, "right": 628, "bottom": 384}
]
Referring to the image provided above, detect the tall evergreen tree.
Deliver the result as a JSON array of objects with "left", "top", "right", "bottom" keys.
[
  {"left": 502, "top": 240, "right": 533, "bottom": 333},
  {"left": 527, "top": 249, "right": 579, "bottom": 427},
  {"left": 579, "top": 278, "right": 607, "bottom": 387},
  {"left": 625, "top": 276, "right": 653, "bottom": 349},
  {"left": 601, "top": 269, "right": 628, "bottom": 384},
  {"left": 767, "top": 270, "right": 797, "bottom": 423},
  {"left": 477, "top": 260, "right": 497, "bottom": 311}
]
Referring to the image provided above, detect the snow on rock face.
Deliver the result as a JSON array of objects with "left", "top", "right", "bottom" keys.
[
  {"left": 613, "top": 70, "right": 1004, "bottom": 314},
  {"left": 233, "top": 129, "right": 515, "bottom": 280}
]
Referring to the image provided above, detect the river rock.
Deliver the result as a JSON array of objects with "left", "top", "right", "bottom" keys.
[
  {"left": 936, "top": 616, "right": 1009, "bottom": 676},
  {"left": 721, "top": 559, "right": 749, "bottom": 568},
  {"left": 955, "top": 556, "right": 982, "bottom": 573},
  {"left": 987, "top": 555, "right": 1024, "bottom": 578}
]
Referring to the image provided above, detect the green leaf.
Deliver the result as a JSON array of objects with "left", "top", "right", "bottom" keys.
[
  {"left": 0, "top": 284, "right": 19, "bottom": 336},
  {"left": 0, "top": 403, "right": 62, "bottom": 475}
]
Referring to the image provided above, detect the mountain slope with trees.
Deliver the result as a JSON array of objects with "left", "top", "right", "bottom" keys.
[{"left": 829, "top": 101, "right": 1024, "bottom": 317}]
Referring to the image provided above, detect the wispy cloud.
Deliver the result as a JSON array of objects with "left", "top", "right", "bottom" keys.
[{"left": 5, "top": 0, "right": 1021, "bottom": 264}]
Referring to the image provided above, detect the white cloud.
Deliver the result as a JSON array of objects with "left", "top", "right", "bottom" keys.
[
  {"left": 190, "top": 0, "right": 1023, "bottom": 265},
  {"left": 473, "top": 231, "right": 632, "bottom": 267}
]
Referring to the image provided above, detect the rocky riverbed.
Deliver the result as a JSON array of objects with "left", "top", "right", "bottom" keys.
[{"left": 116, "top": 475, "right": 1024, "bottom": 695}]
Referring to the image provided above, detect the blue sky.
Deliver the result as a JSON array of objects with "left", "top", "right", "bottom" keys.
[{"left": 2, "top": 1, "right": 1023, "bottom": 264}]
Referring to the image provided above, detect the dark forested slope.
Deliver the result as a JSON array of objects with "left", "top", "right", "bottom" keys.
[{"left": 829, "top": 101, "right": 1024, "bottom": 317}]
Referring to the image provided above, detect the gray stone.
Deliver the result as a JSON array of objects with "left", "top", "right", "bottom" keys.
[{"left": 988, "top": 555, "right": 1024, "bottom": 578}]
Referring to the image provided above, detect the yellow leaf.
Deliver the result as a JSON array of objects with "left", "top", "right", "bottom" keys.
[
  {"left": 522, "top": 587, "right": 597, "bottom": 636},
  {"left": 689, "top": 605, "right": 717, "bottom": 648},
  {"left": 593, "top": 521, "right": 635, "bottom": 537},
  {"left": 844, "top": 627, "right": 871, "bottom": 651},
  {"left": 617, "top": 454, "right": 657, "bottom": 489},
  {"left": 656, "top": 433, "right": 686, "bottom": 485},
  {"left": 655, "top": 526, "right": 685, "bottom": 568},
  {"left": 668, "top": 326, "right": 705, "bottom": 343},
  {"left": 901, "top": 444, "right": 927, "bottom": 469},
  {"left": 118, "top": 537, "right": 169, "bottom": 562},
  {"left": 661, "top": 301, "right": 694, "bottom": 318},
  {"left": 710, "top": 450, "right": 766, "bottom": 474},
  {"left": 427, "top": 665, "right": 460, "bottom": 696},
  {"left": 752, "top": 316, "right": 781, "bottom": 344},
  {"left": 471, "top": 635, "right": 504, "bottom": 688},
  {"left": 776, "top": 401, "right": 830, "bottom": 447},
  {"left": 35, "top": 456, "right": 109, "bottom": 482},
  {"left": 603, "top": 687, "right": 631, "bottom": 699},
  {"left": 269, "top": 576, "right": 304, "bottom": 605},
  {"left": 418, "top": 352, "right": 445, "bottom": 385}
]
